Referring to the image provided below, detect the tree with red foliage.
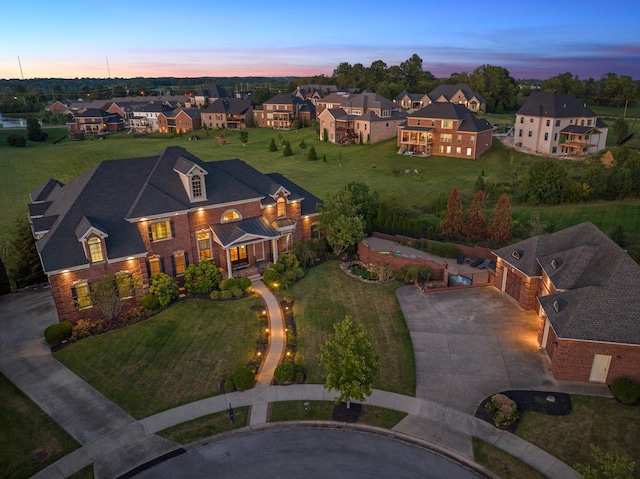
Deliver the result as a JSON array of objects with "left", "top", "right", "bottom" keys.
[
  {"left": 488, "top": 194, "right": 513, "bottom": 245},
  {"left": 440, "top": 186, "right": 464, "bottom": 239},
  {"left": 463, "top": 190, "right": 488, "bottom": 242}
]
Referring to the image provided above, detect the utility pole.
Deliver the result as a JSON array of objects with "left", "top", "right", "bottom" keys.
[{"left": 624, "top": 99, "right": 628, "bottom": 119}]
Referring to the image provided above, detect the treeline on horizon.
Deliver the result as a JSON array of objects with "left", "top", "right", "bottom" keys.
[{"left": 1, "top": 53, "right": 638, "bottom": 114}]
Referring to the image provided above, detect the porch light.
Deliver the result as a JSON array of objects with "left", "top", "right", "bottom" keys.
[
  {"left": 198, "top": 207, "right": 204, "bottom": 212},
  {"left": 61, "top": 269, "right": 70, "bottom": 273},
  {"left": 265, "top": 328, "right": 269, "bottom": 333},
  {"left": 257, "top": 352, "right": 261, "bottom": 356},
  {"left": 126, "top": 257, "right": 134, "bottom": 260}
]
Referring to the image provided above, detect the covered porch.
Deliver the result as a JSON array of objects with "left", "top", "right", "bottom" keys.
[
  {"left": 397, "top": 126, "right": 433, "bottom": 156},
  {"left": 559, "top": 125, "right": 602, "bottom": 158}
]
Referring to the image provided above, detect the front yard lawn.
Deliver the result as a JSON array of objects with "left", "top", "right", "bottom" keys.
[
  {"left": 0, "top": 372, "right": 80, "bottom": 479},
  {"left": 54, "top": 298, "right": 260, "bottom": 419},
  {"left": 283, "top": 261, "right": 415, "bottom": 397}
]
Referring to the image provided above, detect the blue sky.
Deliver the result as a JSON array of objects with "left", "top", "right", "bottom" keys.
[{"left": 1, "top": 0, "right": 638, "bottom": 80}]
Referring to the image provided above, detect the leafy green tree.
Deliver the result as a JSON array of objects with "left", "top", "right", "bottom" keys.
[
  {"left": 613, "top": 117, "right": 631, "bottom": 144},
  {"left": 184, "top": 260, "right": 222, "bottom": 294},
  {"left": 344, "top": 182, "right": 379, "bottom": 233},
  {"left": 575, "top": 444, "right": 636, "bottom": 479},
  {"left": 149, "top": 273, "right": 179, "bottom": 307},
  {"left": 521, "top": 158, "right": 569, "bottom": 205},
  {"left": 439, "top": 186, "right": 464, "bottom": 239},
  {"left": 6, "top": 216, "right": 46, "bottom": 289},
  {"left": 541, "top": 72, "right": 584, "bottom": 96},
  {"left": 602, "top": 73, "right": 638, "bottom": 108},
  {"left": 469, "top": 65, "right": 517, "bottom": 113},
  {"left": 319, "top": 316, "right": 379, "bottom": 408},
  {"left": 307, "top": 145, "right": 318, "bottom": 161},
  {"left": 317, "top": 189, "right": 366, "bottom": 257},
  {"left": 252, "top": 87, "right": 272, "bottom": 105},
  {"left": 91, "top": 273, "right": 141, "bottom": 321},
  {"left": 488, "top": 194, "right": 513, "bottom": 245},
  {"left": 27, "top": 118, "right": 48, "bottom": 142},
  {"left": 0, "top": 255, "right": 11, "bottom": 294},
  {"left": 463, "top": 190, "right": 488, "bottom": 242}
]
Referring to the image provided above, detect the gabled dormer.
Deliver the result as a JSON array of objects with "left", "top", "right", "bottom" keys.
[
  {"left": 173, "top": 156, "right": 208, "bottom": 203},
  {"left": 75, "top": 216, "right": 108, "bottom": 264}
]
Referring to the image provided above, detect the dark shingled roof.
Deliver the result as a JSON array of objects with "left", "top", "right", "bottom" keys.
[
  {"left": 516, "top": 92, "right": 598, "bottom": 118},
  {"left": 201, "top": 98, "right": 252, "bottom": 115},
  {"left": 409, "top": 103, "right": 492, "bottom": 133},
  {"left": 30, "top": 146, "right": 321, "bottom": 273},
  {"left": 427, "top": 83, "right": 486, "bottom": 104},
  {"left": 494, "top": 222, "right": 640, "bottom": 344}
]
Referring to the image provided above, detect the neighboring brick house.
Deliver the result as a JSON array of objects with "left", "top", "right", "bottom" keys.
[
  {"left": 200, "top": 98, "right": 253, "bottom": 130},
  {"left": 158, "top": 108, "right": 202, "bottom": 133},
  {"left": 317, "top": 92, "right": 407, "bottom": 145},
  {"left": 396, "top": 103, "right": 493, "bottom": 159},
  {"left": 393, "top": 91, "right": 431, "bottom": 111},
  {"left": 427, "top": 83, "right": 486, "bottom": 112},
  {"left": 493, "top": 222, "right": 640, "bottom": 384},
  {"left": 515, "top": 92, "right": 608, "bottom": 158},
  {"left": 66, "top": 108, "right": 125, "bottom": 135},
  {"left": 29, "top": 146, "right": 322, "bottom": 324},
  {"left": 46, "top": 100, "right": 73, "bottom": 115},
  {"left": 292, "top": 84, "right": 341, "bottom": 105},
  {"left": 253, "top": 94, "right": 315, "bottom": 129}
]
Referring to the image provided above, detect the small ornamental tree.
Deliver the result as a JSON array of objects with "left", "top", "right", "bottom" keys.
[
  {"left": 439, "top": 186, "right": 464, "bottom": 239},
  {"left": 184, "top": 260, "right": 222, "bottom": 294},
  {"left": 269, "top": 138, "right": 278, "bottom": 152},
  {"left": 488, "top": 194, "right": 513, "bottom": 245},
  {"left": 91, "top": 273, "right": 141, "bottom": 321},
  {"left": 283, "top": 140, "right": 293, "bottom": 157},
  {"left": 307, "top": 145, "right": 318, "bottom": 161},
  {"left": 463, "top": 190, "right": 488, "bottom": 242},
  {"left": 299, "top": 139, "right": 307, "bottom": 149},
  {"left": 319, "top": 315, "right": 379, "bottom": 408},
  {"left": 149, "top": 273, "right": 179, "bottom": 307}
]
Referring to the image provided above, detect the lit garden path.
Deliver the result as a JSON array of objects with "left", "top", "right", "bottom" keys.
[{"left": 248, "top": 279, "right": 285, "bottom": 425}]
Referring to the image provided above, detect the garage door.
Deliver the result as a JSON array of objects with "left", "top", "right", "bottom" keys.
[{"left": 504, "top": 270, "right": 523, "bottom": 302}]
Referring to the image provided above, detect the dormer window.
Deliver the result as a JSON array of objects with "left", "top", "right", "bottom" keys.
[
  {"left": 191, "top": 175, "right": 203, "bottom": 198},
  {"left": 221, "top": 210, "right": 242, "bottom": 223},
  {"left": 87, "top": 237, "right": 104, "bottom": 262}
]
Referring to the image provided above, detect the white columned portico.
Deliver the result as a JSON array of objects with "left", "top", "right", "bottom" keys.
[
  {"left": 271, "top": 238, "right": 279, "bottom": 264},
  {"left": 225, "top": 248, "right": 232, "bottom": 278}
]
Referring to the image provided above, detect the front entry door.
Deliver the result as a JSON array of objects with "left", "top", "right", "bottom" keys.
[
  {"left": 230, "top": 245, "right": 248, "bottom": 264},
  {"left": 589, "top": 354, "right": 611, "bottom": 383}
]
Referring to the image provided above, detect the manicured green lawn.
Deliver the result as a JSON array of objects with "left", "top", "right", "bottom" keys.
[
  {"left": 0, "top": 372, "right": 80, "bottom": 479},
  {"left": 157, "top": 407, "right": 249, "bottom": 444},
  {"left": 54, "top": 298, "right": 260, "bottom": 419},
  {"left": 516, "top": 395, "right": 640, "bottom": 477},
  {"left": 472, "top": 437, "right": 546, "bottom": 479},
  {"left": 283, "top": 261, "right": 415, "bottom": 397}
]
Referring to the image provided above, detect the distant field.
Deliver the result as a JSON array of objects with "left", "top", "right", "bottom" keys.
[{"left": 0, "top": 124, "right": 639, "bottom": 247}]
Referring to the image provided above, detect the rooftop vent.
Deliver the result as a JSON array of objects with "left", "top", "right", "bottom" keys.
[
  {"left": 553, "top": 298, "right": 567, "bottom": 313},
  {"left": 511, "top": 249, "right": 524, "bottom": 260},
  {"left": 551, "top": 258, "right": 563, "bottom": 270}
]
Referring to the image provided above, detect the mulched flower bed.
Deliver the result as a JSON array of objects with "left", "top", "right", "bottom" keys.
[
  {"left": 475, "top": 390, "right": 572, "bottom": 433},
  {"left": 333, "top": 402, "right": 363, "bottom": 423}
]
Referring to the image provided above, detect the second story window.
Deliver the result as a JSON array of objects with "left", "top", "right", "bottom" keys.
[
  {"left": 87, "top": 237, "right": 104, "bottom": 262},
  {"left": 277, "top": 198, "right": 286, "bottom": 218},
  {"left": 149, "top": 220, "right": 173, "bottom": 241},
  {"left": 441, "top": 120, "right": 453, "bottom": 129},
  {"left": 222, "top": 210, "right": 241, "bottom": 223},
  {"left": 191, "top": 175, "right": 203, "bottom": 198}
]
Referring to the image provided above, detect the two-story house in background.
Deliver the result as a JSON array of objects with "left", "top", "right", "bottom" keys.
[
  {"left": 396, "top": 103, "right": 493, "bottom": 159},
  {"left": 66, "top": 108, "right": 125, "bottom": 135},
  {"left": 515, "top": 92, "right": 608, "bottom": 158},
  {"left": 393, "top": 91, "right": 431, "bottom": 111},
  {"left": 317, "top": 92, "right": 407, "bottom": 145},
  {"left": 427, "top": 83, "right": 486, "bottom": 112},
  {"left": 253, "top": 94, "right": 315, "bottom": 129},
  {"left": 29, "top": 146, "right": 321, "bottom": 324},
  {"left": 157, "top": 108, "right": 202, "bottom": 134},
  {"left": 200, "top": 98, "right": 254, "bottom": 130}
]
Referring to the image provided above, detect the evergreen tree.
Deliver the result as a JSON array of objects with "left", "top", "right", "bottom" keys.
[
  {"left": 463, "top": 190, "right": 488, "bottom": 242},
  {"left": 268, "top": 138, "right": 277, "bottom": 152},
  {"left": 299, "top": 139, "right": 307, "bottom": 149},
  {"left": 439, "top": 187, "right": 464, "bottom": 239},
  {"left": 488, "top": 194, "right": 513, "bottom": 245},
  {"left": 307, "top": 145, "right": 318, "bottom": 161},
  {"left": 6, "top": 216, "right": 46, "bottom": 289},
  {"left": 375, "top": 202, "right": 389, "bottom": 231},
  {"left": 27, "top": 118, "right": 48, "bottom": 142},
  {"left": 0, "top": 255, "right": 11, "bottom": 294},
  {"left": 283, "top": 140, "right": 293, "bottom": 157}
]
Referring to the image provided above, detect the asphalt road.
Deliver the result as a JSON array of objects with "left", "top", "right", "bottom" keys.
[{"left": 134, "top": 427, "right": 488, "bottom": 479}]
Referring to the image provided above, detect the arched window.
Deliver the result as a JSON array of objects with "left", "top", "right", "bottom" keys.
[
  {"left": 87, "top": 237, "right": 104, "bottom": 262},
  {"left": 221, "top": 210, "right": 242, "bottom": 223},
  {"left": 277, "top": 197, "right": 286, "bottom": 218},
  {"left": 191, "top": 174, "right": 202, "bottom": 198}
]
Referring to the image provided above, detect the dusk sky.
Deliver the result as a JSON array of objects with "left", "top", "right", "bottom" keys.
[{"left": 2, "top": 0, "right": 639, "bottom": 81}]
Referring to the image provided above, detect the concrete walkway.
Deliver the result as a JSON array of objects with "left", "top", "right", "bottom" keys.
[
  {"left": 1, "top": 289, "right": 591, "bottom": 479},
  {"left": 247, "top": 279, "right": 285, "bottom": 425}
]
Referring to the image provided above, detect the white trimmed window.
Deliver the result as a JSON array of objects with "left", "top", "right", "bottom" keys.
[
  {"left": 87, "top": 237, "right": 104, "bottom": 262},
  {"left": 191, "top": 175, "right": 203, "bottom": 198},
  {"left": 441, "top": 120, "right": 453, "bottom": 129},
  {"left": 197, "top": 231, "right": 212, "bottom": 260},
  {"left": 148, "top": 256, "right": 162, "bottom": 276},
  {"left": 72, "top": 281, "right": 92, "bottom": 309},
  {"left": 221, "top": 210, "right": 242, "bottom": 223},
  {"left": 149, "top": 220, "right": 172, "bottom": 241}
]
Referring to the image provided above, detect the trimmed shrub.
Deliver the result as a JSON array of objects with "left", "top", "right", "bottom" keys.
[
  {"left": 219, "top": 276, "right": 251, "bottom": 292},
  {"left": 140, "top": 292, "right": 160, "bottom": 311},
  {"left": 230, "top": 286, "right": 243, "bottom": 298},
  {"left": 219, "top": 289, "right": 233, "bottom": 300},
  {"left": 237, "top": 276, "right": 252, "bottom": 292},
  {"left": 427, "top": 241, "right": 460, "bottom": 258},
  {"left": 274, "top": 362, "right": 296, "bottom": 383},
  {"left": 149, "top": 273, "right": 179, "bottom": 307},
  {"left": 7, "top": 133, "right": 27, "bottom": 147},
  {"left": 184, "top": 260, "right": 222, "bottom": 294},
  {"left": 224, "top": 375, "right": 235, "bottom": 392},
  {"left": 44, "top": 322, "right": 73, "bottom": 346},
  {"left": 263, "top": 268, "right": 280, "bottom": 285},
  {"left": 232, "top": 365, "right": 255, "bottom": 391},
  {"left": 610, "top": 378, "right": 640, "bottom": 404},
  {"left": 485, "top": 393, "right": 519, "bottom": 428},
  {"left": 268, "top": 138, "right": 277, "bottom": 152},
  {"left": 209, "top": 290, "right": 221, "bottom": 301}
]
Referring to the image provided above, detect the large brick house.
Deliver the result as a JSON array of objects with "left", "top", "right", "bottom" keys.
[
  {"left": 66, "top": 108, "right": 125, "bottom": 135},
  {"left": 396, "top": 103, "right": 493, "bottom": 159},
  {"left": 493, "top": 222, "right": 640, "bottom": 384},
  {"left": 515, "top": 92, "right": 608, "bottom": 158},
  {"left": 317, "top": 92, "right": 407, "bottom": 145},
  {"left": 200, "top": 98, "right": 253, "bottom": 130},
  {"left": 29, "top": 146, "right": 321, "bottom": 323},
  {"left": 253, "top": 94, "right": 315, "bottom": 129},
  {"left": 157, "top": 108, "right": 202, "bottom": 133}
]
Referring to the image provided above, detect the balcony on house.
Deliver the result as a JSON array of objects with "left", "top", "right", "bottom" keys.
[
  {"left": 559, "top": 126, "right": 602, "bottom": 158},
  {"left": 398, "top": 128, "right": 433, "bottom": 156}
]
